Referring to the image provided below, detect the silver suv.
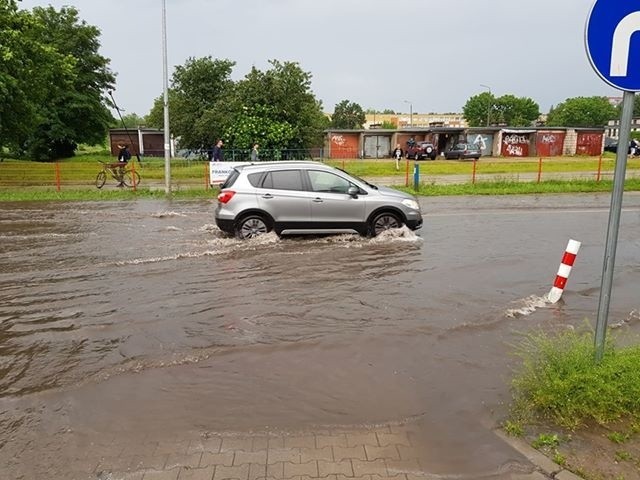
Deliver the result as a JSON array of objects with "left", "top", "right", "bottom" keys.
[{"left": 215, "top": 161, "right": 423, "bottom": 239}]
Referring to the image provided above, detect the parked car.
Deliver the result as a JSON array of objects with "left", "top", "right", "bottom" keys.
[
  {"left": 444, "top": 143, "right": 482, "bottom": 160},
  {"left": 604, "top": 139, "right": 640, "bottom": 155},
  {"left": 405, "top": 141, "right": 437, "bottom": 160},
  {"left": 215, "top": 161, "right": 423, "bottom": 239}
]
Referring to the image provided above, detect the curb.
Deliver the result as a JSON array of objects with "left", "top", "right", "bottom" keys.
[{"left": 494, "top": 429, "right": 583, "bottom": 480}]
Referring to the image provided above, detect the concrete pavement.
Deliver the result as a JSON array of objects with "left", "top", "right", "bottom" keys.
[{"left": 3, "top": 422, "right": 585, "bottom": 480}]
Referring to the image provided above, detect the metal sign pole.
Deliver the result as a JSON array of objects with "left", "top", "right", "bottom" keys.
[{"left": 594, "top": 89, "right": 634, "bottom": 362}]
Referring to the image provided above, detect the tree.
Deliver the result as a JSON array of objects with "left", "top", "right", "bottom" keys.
[
  {"left": 13, "top": 5, "right": 115, "bottom": 159},
  {"left": 463, "top": 93, "right": 539, "bottom": 127},
  {"left": 462, "top": 92, "right": 494, "bottom": 127},
  {"left": 494, "top": 95, "right": 540, "bottom": 127},
  {"left": 112, "top": 113, "right": 147, "bottom": 129},
  {"left": 149, "top": 58, "right": 328, "bottom": 152},
  {"left": 546, "top": 96, "right": 616, "bottom": 127},
  {"left": 615, "top": 95, "right": 640, "bottom": 117},
  {"left": 0, "top": 0, "right": 74, "bottom": 154},
  {"left": 228, "top": 60, "right": 327, "bottom": 149},
  {"left": 331, "top": 100, "right": 365, "bottom": 129},
  {"left": 147, "top": 56, "right": 235, "bottom": 150}
]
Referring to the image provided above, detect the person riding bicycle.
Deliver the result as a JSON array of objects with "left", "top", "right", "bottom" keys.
[{"left": 115, "top": 144, "right": 131, "bottom": 186}]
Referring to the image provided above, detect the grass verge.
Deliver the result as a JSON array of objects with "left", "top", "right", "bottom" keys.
[
  {"left": 508, "top": 328, "right": 640, "bottom": 430},
  {"left": 2, "top": 178, "right": 640, "bottom": 202}
]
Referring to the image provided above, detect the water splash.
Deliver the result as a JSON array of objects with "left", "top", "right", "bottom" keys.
[
  {"left": 504, "top": 295, "right": 550, "bottom": 318},
  {"left": 151, "top": 211, "right": 187, "bottom": 218},
  {"left": 611, "top": 309, "right": 640, "bottom": 329},
  {"left": 370, "top": 225, "right": 423, "bottom": 243}
]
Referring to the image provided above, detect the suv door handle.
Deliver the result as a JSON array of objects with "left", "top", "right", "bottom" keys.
[
  {"left": 313, "top": 198, "right": 323, "bottom": 203},
  {"left": 261, "top": 194, "right": 273, "bottom": 199}
]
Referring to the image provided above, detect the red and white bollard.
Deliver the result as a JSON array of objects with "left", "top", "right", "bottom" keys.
[{"left": 547, "top": 239, "right": 581, "bottom": 303}]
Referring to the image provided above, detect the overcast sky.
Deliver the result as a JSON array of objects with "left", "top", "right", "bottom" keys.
[{"left": 19, "top": 0, "right": 618, "bottom": 117}]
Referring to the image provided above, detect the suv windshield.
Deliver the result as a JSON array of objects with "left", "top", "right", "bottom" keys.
[{"left": 336, "top": 168, "right": 377, "bottom": 190}]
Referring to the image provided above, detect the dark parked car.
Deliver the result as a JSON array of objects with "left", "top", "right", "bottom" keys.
[
  {"left": 604, "top": 139, "right": 639, "bottom": 155},
  {"left": 444, "top": 143, "right": 482, "bottom": 160},
  {"left": 405, "top": 141, "right": 437, "bottom": 160}
]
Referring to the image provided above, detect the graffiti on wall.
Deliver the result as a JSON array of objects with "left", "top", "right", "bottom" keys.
[
  {"left": 471, "top": 134, "right": 487, "bottom": 150},
  {"left": 503, "top": 134, "right": 529, "bottom": 145},
  {"left": 331, "top": 135, "right": 346, "bottom": 146},
  {"left": 541, "top": 134, "right": 557, "bottom": 144},
  {"left": 502, "top": 134, "right": 530, "bottom": 157}
]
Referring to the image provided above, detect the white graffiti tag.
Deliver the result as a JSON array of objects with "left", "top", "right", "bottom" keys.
[
  {"left": 331, "top": 135, "right": 346, "bottom": 146},
  {"left": 503, "top": 134, "right": 529, "bottom": 145},
  {"left": 541, "top": 134, "right": 556, "bottom": 144},
  {"left": 473, "top": 134, "right": 487, "bottom": 151},
  {"left": 506, "top": 145, "right": 524, "bottom": 156}
]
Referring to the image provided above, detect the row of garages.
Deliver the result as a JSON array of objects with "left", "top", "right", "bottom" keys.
[{"left": 324, "top": 127, "right": 606, "bottom": 159}]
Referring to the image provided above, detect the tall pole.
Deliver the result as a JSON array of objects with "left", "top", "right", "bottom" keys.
[
  {"left": 594, "top": 90, "right": 634, "bottom": 362},
  {"left": 480, "top": 84, "right": 491, "bottom": 127},
  {"left": 162, "top": 0, "right": 171, "bottom": 194},
  {"left": 404, "top": 100, "right": 413, "bottom": 127}
]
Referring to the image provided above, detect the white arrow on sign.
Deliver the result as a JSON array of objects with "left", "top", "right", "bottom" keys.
[{"left": 611, "top": 11, "right": 640, "bottom": 77}]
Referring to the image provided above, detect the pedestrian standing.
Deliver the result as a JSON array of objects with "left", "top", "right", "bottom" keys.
[
  {"left": 212, "top": 140, "right": 224, "bottom": 162},
  {"left": 250, "top": 143, "right": 260, "bottom": 162},
  {"left": 116, "top": 144, "right": 131, "bottom": 186},
  {"left": 392, "top": 143, "right": 404, "bottom": 171}
]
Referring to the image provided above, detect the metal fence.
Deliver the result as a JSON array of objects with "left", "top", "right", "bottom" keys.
[
  {"left": 177, "top": 148, "right": 325, "bottom": 162},
  {"left": 1, "top": 156, "right": 638, "bottom": 191}
]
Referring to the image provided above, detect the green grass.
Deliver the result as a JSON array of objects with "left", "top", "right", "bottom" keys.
[
  {"left": 509, "top": 329, "right": 640, "bottom": 430},
  {"left": 401, "top": 178, "right": 640, "bottom": 196},
  {"left": 2, "top": 178, "right": 640, "bottom": 202},
  {"left": 0, "top": 187, "right": 218, "bottom": 202},
  {"left": 329, "top": 154, "right": 639, "bottom": 176}
]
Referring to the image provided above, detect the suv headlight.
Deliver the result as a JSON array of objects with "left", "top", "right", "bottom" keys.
[{"left": 402, "top": 199, "right": 420, "bottom": 210}]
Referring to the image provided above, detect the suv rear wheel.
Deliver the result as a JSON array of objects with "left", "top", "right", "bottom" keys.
[{"left": 235, "top": 214, "right": 272, "bottom": 239}]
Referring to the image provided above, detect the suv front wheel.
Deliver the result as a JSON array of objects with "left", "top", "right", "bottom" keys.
[
  {"left": 235, "top": 214, "right": 272, "bottom": 239},
  {"left": 369, "top": 211, "right": 402, "bottom": 236}
]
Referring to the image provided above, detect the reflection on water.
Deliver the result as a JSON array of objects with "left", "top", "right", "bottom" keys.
[{"left": 1, "top": 196, "right": 639, "bottom": 475}]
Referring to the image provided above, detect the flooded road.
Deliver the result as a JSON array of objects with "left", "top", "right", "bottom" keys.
[{"left": 1, "top": 193, "right": 639, "bottom": 478}]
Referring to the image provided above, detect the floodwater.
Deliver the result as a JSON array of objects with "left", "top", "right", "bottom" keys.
[{"left": 1, "top": 193, "right": 639, "bottom": 478}]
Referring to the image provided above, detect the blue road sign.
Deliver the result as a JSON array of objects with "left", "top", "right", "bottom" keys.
[{"left": 586, "top": 1, "right": 640, "bottom": 91}]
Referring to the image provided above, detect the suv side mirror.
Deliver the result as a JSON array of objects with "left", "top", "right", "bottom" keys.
[{"left": 347, "top": 186, "right": 359, "bottom": 198}]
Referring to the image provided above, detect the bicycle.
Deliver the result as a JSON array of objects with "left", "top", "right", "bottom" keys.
[{"left": 95, "top": 161, "right": 141, "bottom": 189}]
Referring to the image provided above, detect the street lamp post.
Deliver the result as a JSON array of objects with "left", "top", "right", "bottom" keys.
[
  {"left": 480, "top": 84, "right": 491, "bottom": 127},
  {"left": 404, "top": 100, "right": 413, "bottom": 127},
  {"left": 162, "top": 0, "right": 171, "bottom": 195}
]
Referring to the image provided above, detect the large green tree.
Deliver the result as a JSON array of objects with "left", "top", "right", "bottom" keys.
[
  {"left": 148, "top": 58, "right": 328, "bottom": 152},
  {"left": 27, "top": 5, "right": 113, "bottom": 159},
  {"left": 547, "top": 96, "right": 616, "bottom": 127},
  {"left": 147, "top": 56, "right": 235, "bottom": 149},
  {"left": 463, "top": 93, "right": 540, "bottom": 127},
  {"left": 224, "top": 61, "right": 328, "bottom": 150},
  {"left": 462, "top": 92, "right": 494, "bottom": 127},
  {"left": 331, "top": 100, "right": 365, "bottom": 129},
  {"left": 0, "top": 0, "right": 73, "bottom": 154}
]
